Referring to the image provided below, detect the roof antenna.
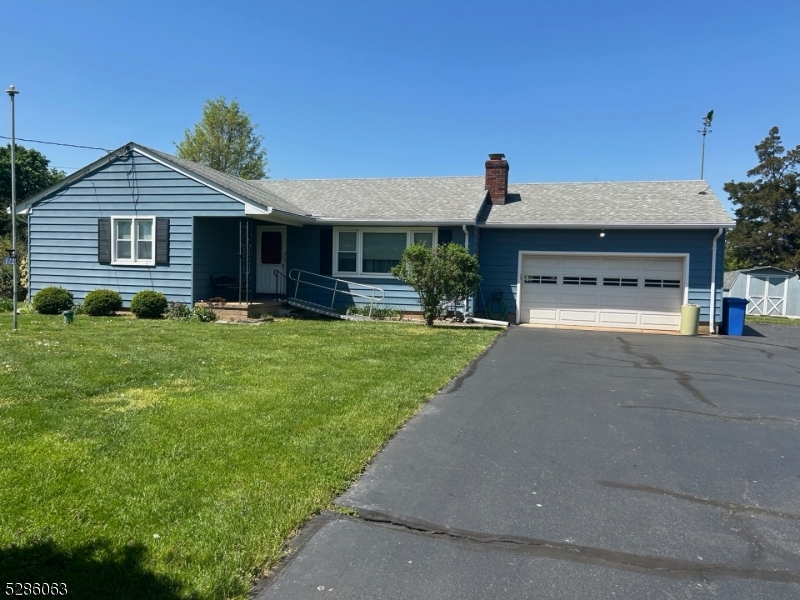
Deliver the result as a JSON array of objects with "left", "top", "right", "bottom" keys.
[{"left": 697, "top": 110, "right": 713, "bottom": 180}]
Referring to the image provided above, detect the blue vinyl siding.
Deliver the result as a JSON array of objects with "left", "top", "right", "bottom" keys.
[
  {"left": 284, "top": 225, "right": 419, "bottom": 311},
  {"left": 279, "top": 225, "right": 475, "bottom": 312},
  {"left": 477, "top": 228, "right": 726, "bottom": 324},
  {"left": 28, "top": 151, "right": 245, "bottom": 305}
]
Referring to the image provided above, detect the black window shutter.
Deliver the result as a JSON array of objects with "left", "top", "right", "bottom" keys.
[
  {"left": 155, "top": 218, "right": 170, "bottom": 265},
  {"left": 98, "top": 218, "right": 111, "bottom": 263},
  {"left": 319, "top": 229, "right": 333, "bottom": 276},
  {"left": 438, "top": 228, "right": 453, "bottom": 245}
]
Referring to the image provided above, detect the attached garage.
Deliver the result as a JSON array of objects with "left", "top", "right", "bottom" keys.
[
  {"left": 518, "top": 253, "right": 688, "bottom": 331},
  {"left": 477, "top": 174, "right": 735, "bottom": 333}
]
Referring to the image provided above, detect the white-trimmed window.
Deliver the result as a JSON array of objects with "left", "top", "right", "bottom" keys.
[
  {"left": 334, "top": 228, "right": 438, "bottom": 277},
  {"left": 112, "top": 216, "right": 156, "bottom": 266}
]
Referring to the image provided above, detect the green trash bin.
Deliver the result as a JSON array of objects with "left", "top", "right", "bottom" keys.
[{"left": 679, "top": 304, "right": 700, "bottom": 336}]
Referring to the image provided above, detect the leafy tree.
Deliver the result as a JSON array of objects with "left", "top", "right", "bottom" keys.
[
  {"left": 0, "top": 144, "right": 65, "bottom": 238},
  {"left": 724, "top": 127, "right": 800, "bottom": 273},
  {"left": 391, "top": 242, "right": 481, "bottom": 327},
  {"left": 175, "top": 97, "right": 269, "bottom": 179},
  {"left": 1, "top": 145, "right": 64, "bottom": 299}
]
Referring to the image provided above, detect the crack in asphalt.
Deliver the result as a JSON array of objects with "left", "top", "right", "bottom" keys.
[
  {"left": 597, "top": 481, "right": 800, "bottom": 571},
  {"left": 619, "top": 405, "right": 800, "bottom": 426},
  {"left": 595, "top": 481, "right": 800, "bottom": 522},
  {"left": 709, "top": 338, "right": 800, "bottom": 354},
  {"left": 615, "top": 337, "right": 717, "bottom": 406},
  {"left": 556, "top": 357, "right": 800, "bottom": 390},
  {"left": 347, "top": 508, "right": 800, "bottom": 584},
  {"left": 706, "top": 340, "right": 777, "bottom": 359}
]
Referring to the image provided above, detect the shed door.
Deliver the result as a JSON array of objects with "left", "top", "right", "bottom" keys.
[
  {"left": 520, "top": 255, "right": 684, "bottom": 330},
  {"left": 746, "top": 276, "right": 787, "bottom": 316}
]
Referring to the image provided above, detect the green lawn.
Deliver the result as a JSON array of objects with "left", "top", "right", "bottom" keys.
[
  {"left": 745, "top": 315, "right": 800, "bottom": 326},
  {"left": 0, "top": 316, "right": 499, "bottom": 599}
]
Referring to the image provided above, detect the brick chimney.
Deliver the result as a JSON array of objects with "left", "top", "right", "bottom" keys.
[{"left": 485, "top": 153, "right": 509, "bottom": 205}]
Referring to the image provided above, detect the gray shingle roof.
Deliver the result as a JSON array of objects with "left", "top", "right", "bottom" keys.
[
  {"left": 723, "top": 270, "right": 741, "bottom": 291},
  {"left": 22, "top": 141, "right": 734, "bottom": 230},
  {"left": 251, "top": 177, "right": 487, "bottom": 223},
  {"left": 135, "top": 144, "right": 310, "bottom": 217},
  {"left": 481, "top": 180, "right": 734, "bottom": 227}
]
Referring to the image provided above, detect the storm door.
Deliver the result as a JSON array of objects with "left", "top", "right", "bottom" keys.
[{"left": 256, "top": 226, "right": 286, "bottom": 295}]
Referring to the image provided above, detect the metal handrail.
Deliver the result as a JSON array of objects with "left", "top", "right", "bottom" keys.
[
  {"left": 273, "top": 269, "right": 290, "bottom": 297},
  {"left": 288, "top": 269, "right": 385, "bottom": 316}
]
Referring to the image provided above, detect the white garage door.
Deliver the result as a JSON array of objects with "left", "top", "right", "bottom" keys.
[{"left": 520, "top": 255, "right": 685, "bottom": 330}]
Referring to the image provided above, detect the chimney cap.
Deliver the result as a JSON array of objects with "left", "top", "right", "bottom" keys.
[{"left": 488, "top": 153, "right": 506, "bottom": 161}]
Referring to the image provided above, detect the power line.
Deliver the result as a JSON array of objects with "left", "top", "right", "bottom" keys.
[{"left": 0, "top": 135, "right": 111, "bottom": 153}]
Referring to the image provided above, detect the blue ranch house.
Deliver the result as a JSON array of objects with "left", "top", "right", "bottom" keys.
[{"left": 17, "top": 145, "right": 734, "bottom": 332}]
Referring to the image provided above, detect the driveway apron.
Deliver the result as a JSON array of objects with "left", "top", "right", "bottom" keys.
[{"left": 255, "top": 325, "right": 800, "bottom": 599}]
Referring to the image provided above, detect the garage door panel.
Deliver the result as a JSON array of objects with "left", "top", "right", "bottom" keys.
[
  {"left": 601, "top": 258, "right": 641, "bottom": 272},
  {"left": 599, "top": 295, "right": 642, "bottom": 310},
  {"left": 528, "top": 309, "right": 558, "bottom": 322},
  {"left": 523, "top": 257, "right": 560, "bottom": 271},
  {"left": 642, "top": 259, "right": 683, "bottom": 276},
  {"left": 561, "top": 258, "right": 601, "bottom": 271},
  {"left": 559, "top": 293, "right": 599, "bottom": 307},
  {"left": 643, "top": 299, "right": 681, "bottom": 312},
  {"left": 559, "top": 310, "right": 599, "bottom": 323},
  {"left": 599, "top": 311, "right": 639, "bottom": 325},
  {"left": 641, "top": 313, "right": 681, "bottom": 328},
  {"left": 519, "top": 254, "right": 684, "bottom": 331},
  {"left": 521, "top": 290, "right": 559, "bottom": 303}
]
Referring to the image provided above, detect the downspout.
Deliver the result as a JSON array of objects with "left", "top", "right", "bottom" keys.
[
  {"left": 462, "top": 224, "right": 471, "bottom": 314},
  {"left": 26, "top": 208, "right": 31, "bottom": 301},
  {"left": 709, "top": 227, "right": 723, "bottom": 334}
]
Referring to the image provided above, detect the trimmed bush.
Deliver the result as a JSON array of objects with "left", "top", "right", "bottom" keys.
[
  {"left": 32, "top": 287, "right": 74, "bottom": 315},
  {"left": 130, "top": 290, "right": 168, "bottom": 319},
  {"left": 83, "top": 289, "right": 123, "bottom": 316}
]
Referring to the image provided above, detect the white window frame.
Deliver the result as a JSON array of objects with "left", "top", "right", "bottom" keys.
[
  {"left": 111, "top": 216, "right": 156, "bottom": 266},
  {"left": 333, "top": 227, "right": 438, "bottom": 278}
]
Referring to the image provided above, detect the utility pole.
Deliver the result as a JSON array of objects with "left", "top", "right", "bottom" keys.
[
  {"left": 6, "top": 85, "right": 19, "bottom": 330},
  {"left": 698, "top": 109, "right": 713, "bottom": 180}
]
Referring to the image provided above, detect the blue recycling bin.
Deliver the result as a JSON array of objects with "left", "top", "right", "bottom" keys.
[{"left": 720, "top": 297, "right": 749, "bottom": 335}]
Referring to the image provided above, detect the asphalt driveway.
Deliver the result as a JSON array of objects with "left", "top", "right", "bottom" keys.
[{"left": 254, "top": 324, "right": 800, "bottom": 599}]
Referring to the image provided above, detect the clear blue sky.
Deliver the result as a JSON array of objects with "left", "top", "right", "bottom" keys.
[{"left": 4, "top": 1, "right": 800, "bottom": 214}]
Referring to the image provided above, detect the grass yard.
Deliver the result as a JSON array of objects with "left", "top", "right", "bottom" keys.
[
  {"left": 745, "top": 315, "right": 800, "bottom": 326},
  {"left": 0, "top": 315, "right": 499, "bottom": 599}
]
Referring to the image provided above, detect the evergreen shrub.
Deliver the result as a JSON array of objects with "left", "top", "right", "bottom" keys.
[
  {"left": 32, "top": 287, "right": 74, "bottom": 315},
  {"left": 130, "top": 290, "right": 168, "bottom": 319},
  {"left": 83, "top": 289, "right": 123, "bottom": 316}
]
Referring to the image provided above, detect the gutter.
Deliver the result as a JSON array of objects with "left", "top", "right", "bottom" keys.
[
  {"left": 709, "top": 227, "right": 723, "bottom": 334},
  {"left": 478, "top": 222, "right": 736, "bottom": 229},
  {"left": 313, "top": 218, "right": 477, "bottom": 226}
]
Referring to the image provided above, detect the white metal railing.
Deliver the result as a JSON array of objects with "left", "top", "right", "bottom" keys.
[{"left": 288, "top": 269, "right": 385, "bottom": 317}]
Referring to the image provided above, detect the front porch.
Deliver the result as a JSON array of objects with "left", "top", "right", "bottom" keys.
[
  {"left": 193, "top": 300, "right": 289, "bottom": 321},
  {"left": 192, "top": 217, "right": 295, "bottom": 305},
  {"left": 191, "top": 216, "right": 457, "bottom": 315}
]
